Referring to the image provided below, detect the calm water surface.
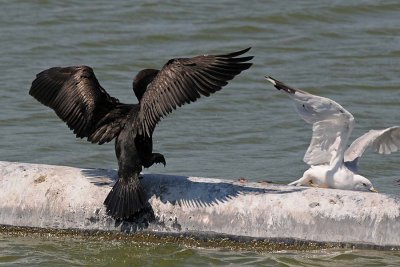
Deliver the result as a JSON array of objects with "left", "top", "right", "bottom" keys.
[{"left": 1, "top": 0, "right": 400, "bottom": 265}]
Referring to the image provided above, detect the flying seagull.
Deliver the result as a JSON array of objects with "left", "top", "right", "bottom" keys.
[
  {"left": 265, "top": 76, "right": 400, "bottom": 192},
  {"left": 29, "top": 48, "right": 253, "bottom": 219}
]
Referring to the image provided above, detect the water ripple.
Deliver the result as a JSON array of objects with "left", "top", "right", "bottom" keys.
[{"left": 1, "top": 0, "right": 400, "bottom": 265}]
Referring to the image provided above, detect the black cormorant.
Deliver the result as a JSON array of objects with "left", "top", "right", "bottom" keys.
[{"left": 29, "top": 47, "right": 253, "bottom": 219}]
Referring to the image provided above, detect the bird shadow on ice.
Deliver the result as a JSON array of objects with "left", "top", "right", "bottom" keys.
[
  {"left": 81, "top": 168, "right": 118, "bottom": 186},
  {"left": 81, "top": 169, "right": 306, "bottom": 209},
  {"left": 80, "top": 169, "right": 306, "bottom": 232},
  {"left": 143, "top": 174, "right": 305, "bottom": 209}
]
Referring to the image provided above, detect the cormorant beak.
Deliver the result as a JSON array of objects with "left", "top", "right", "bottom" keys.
[{"left": 369, "top": 187, "right": 378, "bottom": 193}]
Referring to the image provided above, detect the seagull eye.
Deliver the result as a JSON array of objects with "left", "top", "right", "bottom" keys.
[
  {"left": 362, "top": 183, "right": 367, "bottom": 186},
  {"left": 339, "top": 109, "right": 344, "bottom": 113}
]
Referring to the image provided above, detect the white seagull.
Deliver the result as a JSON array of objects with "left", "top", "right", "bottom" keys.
[{"left": 266, "top": 76, "right": 400, "bottom": 192}]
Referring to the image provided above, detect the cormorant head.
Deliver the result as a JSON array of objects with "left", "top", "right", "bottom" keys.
[{"left": 132, "top": 69, "right": 159, "bottom": 101}]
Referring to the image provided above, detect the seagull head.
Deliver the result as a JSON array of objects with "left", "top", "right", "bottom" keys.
[{"left": 353, "top": 175, "right": 378, "bottom": 193}]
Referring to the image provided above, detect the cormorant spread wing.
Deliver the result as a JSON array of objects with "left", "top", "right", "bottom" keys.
[
  {"left": 29, "top": 66, "right": 134, "bottom": 144},
  {"left": 137, "top": 47, "right": 253, "bottom": 137}
]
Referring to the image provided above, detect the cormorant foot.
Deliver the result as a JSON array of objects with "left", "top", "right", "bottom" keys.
[
  {"left": 141, "top": 153, "right": 166, "bottom": 168},
  {"left": 153, "top": 153, "right": 166, "bottom": 166}
]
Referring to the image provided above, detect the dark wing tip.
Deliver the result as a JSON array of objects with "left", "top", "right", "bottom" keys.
[
  {"left": 213, "top": 48, "right": 253, "bottom": 74},
  {"left": 265, "top": 75, "right": 278, "bottom": 86},
  {"left": 225, "top": 47, "right": 252, "bottom": 57},
  {"left": 265, "top": 75, "right": 297, "bottom": 94},
  {"left": 239, "top": 62, "right": 253, "bottom": 70},
  {"left": 217, "top": 47, "right": 252, "bottom": 58},
  {"left": 220, "top": 48, "right": 253, "bottom": 71}
]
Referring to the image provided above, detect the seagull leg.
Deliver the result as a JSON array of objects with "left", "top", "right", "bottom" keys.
[
  {"left": 308, "top": 180, "right": 319, "bottom": 187},
  {"left": 288, "top": 176, "right": 311, "bottom": 187}
]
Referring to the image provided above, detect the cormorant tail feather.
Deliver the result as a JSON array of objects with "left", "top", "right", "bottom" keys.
[{"left": 104, "top": 178, "right": 147, "bottom": 219}]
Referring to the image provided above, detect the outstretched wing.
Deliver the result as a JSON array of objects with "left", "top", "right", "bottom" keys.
[
  {"left": 304, "top": 118, "right": 353, "bottom": 165},
  {"left": 29, "top": 66, "right": 134, "bottom": 144},
  {"left": 266, "top": 76, "right": 354, "bottom": 166},
  {"left": 137, "top": 47, "right": 253, "bottom": 137},
  {"left": 344, "top": 126, "right": 400, "bottom": 171}
]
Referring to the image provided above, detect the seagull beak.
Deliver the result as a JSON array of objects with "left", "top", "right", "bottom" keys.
[{"left": 369, "top": 187, "right": 378, "bottom": 193}]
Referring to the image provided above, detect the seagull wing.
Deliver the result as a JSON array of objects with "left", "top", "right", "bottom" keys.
[
  {"left": 304, "top": 118, "right": 354, "bottom": 165},
  {"left": 29, "top": 66, "right": 135, "bottom": 144},
  {"left": 266, "top": 76, "right": 354, "bottom": 166},
  {"left": 136, "top": 48, "right": 253, "bottom": 137},
  {"left": 344, "top": 126, "right": 400, "bottom": 171}
]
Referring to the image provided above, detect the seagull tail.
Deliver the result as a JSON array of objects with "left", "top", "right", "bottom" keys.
[{"left": 104, "top": 177, "right": 147, "bottom": 219}]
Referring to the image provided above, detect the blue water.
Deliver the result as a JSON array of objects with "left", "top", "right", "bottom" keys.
[{"left": 1, "top": 0, "right": 400, "bottom": 265}]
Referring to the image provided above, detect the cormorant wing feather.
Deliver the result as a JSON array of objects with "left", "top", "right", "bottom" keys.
[
  {"left": 29, "top": 66, "right": 134, "bottom": 144},
  {"left": 136, "top": 47, "right": 253, "bottom": 137}
]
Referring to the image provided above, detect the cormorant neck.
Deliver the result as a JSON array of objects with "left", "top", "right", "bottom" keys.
[{"left": 132, "top": 69, "right": 159, "bottom": 101}]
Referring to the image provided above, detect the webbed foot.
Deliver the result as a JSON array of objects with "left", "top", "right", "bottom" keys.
[{"left": 152, "top": 153, "right": 166, "bottom": 167}]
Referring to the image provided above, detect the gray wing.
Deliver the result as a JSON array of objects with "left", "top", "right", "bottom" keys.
[
  {"left": 137, "top": 48, "right": 253, "bottom": 137},
  {"left": 304, "top": 118, "right": 354, "bottom": 166},
  {"left": 344, "top": 126, "right": 400, "bottom": 171},
  {"left": 29, "top": 66, "right": 135, "bottom": 144},
  {"left": 266, "top": 76, "right": 354, "bottom": 166}
]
